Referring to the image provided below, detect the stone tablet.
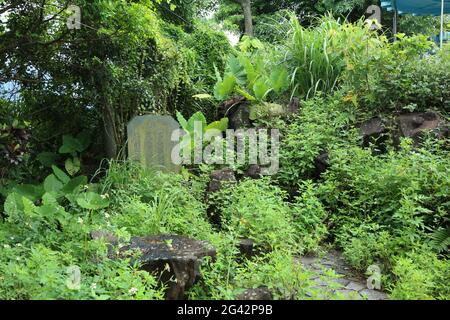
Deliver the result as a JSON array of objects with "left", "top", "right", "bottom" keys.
[{"left": 127, "top": 115, "right": 180, "bottom": 173}]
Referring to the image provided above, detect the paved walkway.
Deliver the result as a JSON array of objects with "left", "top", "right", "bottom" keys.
[{"left": 298, "top": 250, "right": 389, "bottom": 300}]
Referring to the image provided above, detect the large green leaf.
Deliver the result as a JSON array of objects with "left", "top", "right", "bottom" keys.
[
  {"left": 214, "top": 73, "right": 236, "bottom": 101},
  {"left": 36, "top": 152, "right": 59, "bottom": 167},
  {"left": 235, "top": 87, "right": 256, "bottom": 102},
  {"left": 76, "top": 192, "right": 110, "bottom": 210},
  {"left": 62, "top": 176, "right": 88, "bottom": 195},
  {"left": 176, "top": 112, "right": 188, "bottom": 131},
  {"left": 43, "top": 174, "right": 64, "bottom": 194},
  {"left": 253, "top": 77, "right": 273, "bottom": 101},
  {"left": 269, "top": 66, "right": 290, "bottom": 94},
  {"left": 52, "top": 165, "right": 70, "bottom": 184},
  {"left": 225, "top": 55, "right": 247, "bottom": 86},
  {"left": 205, "top": 117, "right": 229, "bottom": 132},
  {"left": 4, "top": 193, "right": 24, "bottom": 217},
  {"left": 76, "top": 132, "right": 91, "bottom": 152},
  {"left": 12, "top": 184, "right": 44, "bottom": 202},
  {"left": 237, "top": 54, "right": 258, "bottom": 88},
  {"left": 187, "top": 111, "right": 207, "bottom": 133},
  {"left": 65, "top": 157, "right": 81, "bottom": 176},
  {"left": 58, "top": 135, "right": 84, "bottom": 154}
]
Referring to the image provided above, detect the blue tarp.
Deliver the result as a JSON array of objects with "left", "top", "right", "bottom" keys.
[{"left": 381, "top": 0, "right": 450, "bottom": 16}]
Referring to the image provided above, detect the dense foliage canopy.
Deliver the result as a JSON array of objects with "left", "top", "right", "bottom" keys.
[{"left": 0, "top": 0, "right": 449, "bottom": 301}]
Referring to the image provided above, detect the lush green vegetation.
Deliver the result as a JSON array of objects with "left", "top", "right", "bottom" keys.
[{"left": 1, "top": 0, "right": 449, "bottom": 300}]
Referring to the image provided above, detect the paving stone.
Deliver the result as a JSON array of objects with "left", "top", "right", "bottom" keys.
[
  {"left": 297, "top": 249, "right": 389, "bottom": 301},
  {"left": 333, "top": 277, "right": 351, "bottom": 287},
  {"left": 345, "top": 281, "right": 366, "bottom": 292},
  {"left": 334, "top": 289, "right": 364, "bottom": 300},
  {"left": 359, "top": 289, "right": 388, "bottom": 300},
  {"left": 299, "top": 256, "right": 316, "bottom": 266}
]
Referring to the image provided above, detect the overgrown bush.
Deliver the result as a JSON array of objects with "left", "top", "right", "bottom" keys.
[
  {"left": 390, "top": 249, "right": 450, "bottom": 300},
  {"left": 291, "top": 181, "right": 328, "bottom": 253},
  {"left": 102, "top": 161, "right": 213, "bottom": 239},
  {"left": 276, "top": 92, "right": 359, "bottom": 187},
  {"left": 315, "top": 138, "right": 450, "bottom": 299},
  {"left": 343, "top": 34, "right": 449, "bottom": 114},
  {"left": 211, "top": 178, "right": 296, "bottom": 251},
  {"left": 165, "top": 21, "right": 233, "bottom": 120}
]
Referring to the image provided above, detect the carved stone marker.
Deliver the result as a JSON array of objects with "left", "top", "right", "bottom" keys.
[{"left": 127, "top": 115, "right": 180, "bottom": 173}]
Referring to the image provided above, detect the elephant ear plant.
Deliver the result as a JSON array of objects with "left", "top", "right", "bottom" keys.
[
  {"left": 212, "top": 44, "right": 290, "bottom": 122},
  {"left": 3, "top": 133, "right": 110, "bottom": 232},
  {"left": 176, "top": 111, "right": 228, "bottom": 158}
]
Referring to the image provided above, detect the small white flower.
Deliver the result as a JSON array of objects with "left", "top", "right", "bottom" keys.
[
  {"left": 104, "top": 213, "right": 110, "bottom": 219},
  {"left": 128, "top": 287, "right": 138, "bottom": 295},
  {"left": 16, "top": 243, "right": 22, "bottom": 247},
  {"left": 16, "top": 257, "right": 20, "bottom": 261},
  {"left": 90, "top": 283, "right": 97, "bottom": 290},
  {"left": 3, "top": 244, "right": 11, "bottom": 249},
  {"left": 77, "top": 217, "right": 84, "bottom": 224},
  {"left": 10, "top": 237, "right": 14, "bottom": 240}
]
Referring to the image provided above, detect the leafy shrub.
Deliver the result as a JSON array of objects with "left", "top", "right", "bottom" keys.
[
  {"left": 102, "top": 161, "right": 213, "bottom": 239},
  {"left": 323, "top": 141, "right": 450, "bottom": 244},
  {"left": 335, "top": 222, "right": 398, "bottom": 272},
  {"left": 345, "top": 35, "right": 449, "bottom": 113},
  {"left": 276, "top": 92, "right": 359, "bottom": 186},
  {"left": 212, "top": 178, "right": 296, "bottom": 251},
  {"left": 233, "top": 250, "right": 337, "bottom": 300},
  {"left": 169, "top": 21, "right": 233, "bottom": 120},
  {"left": 318, "top": 138, "right": 450, "bottom": 299},
  {"left": 0, "top": 162, "right": 166, "bottom": 300},
  {"left": 291, "top": 181, "right": 328, "bottom": 253},
  {"left": 390, "top": 249, "right": 450, "bottom": 300},
  {"left": 0, "top": 243, "right": 164, "bottom": 300}
]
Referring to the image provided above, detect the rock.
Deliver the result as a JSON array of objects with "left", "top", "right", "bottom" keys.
[
  {"left": 218, "top": 96, "right": 246, "bottom": 117},
  {"left": 206, "top": 168, "right": 236, "bottom": 226},
  {"left": 229, "top": 105, "right": 252, "bottom": 130},
  {"left": 313, "top": 151, "right": 329, "bottom": 178},
  {"left": 243, "top": 164, "right": 262, "bottom": 179},
  {"left": 90, "top": 230, "right": 119, "bottom": 257},
  {"left": 359, "top": 288, "right": 388, "bottom": 300},
  {"left": 218, "top": 96, "right": 252, "bottom": 130},
  {"left": 345, "top": 281, "right": 366, "bottom": 292},
  {"left": 395, "top": 112, "right": 449, "bottom": 146},
  {"left": 239, "top": 238, "right": 256, "bottom": 259},
  {"left": 120, "top": 234, "right": 216, "bottom": 300},
  {"left": 360, "top": 117, "right": 389, "bottom": 152},
  {"left": 207, "top": 168, "right": 236, "bottom": 194},
  {"left": 90, "top": 230, "right": 118, "bottom": 245},
  {"left": 236, "top": 287, "right": 273, "bottom": 300},
  {"left": 287, "top": 97, "right": 300, "bottom": 114}
]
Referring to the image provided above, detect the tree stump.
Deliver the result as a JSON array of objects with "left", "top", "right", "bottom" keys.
[{"left": 120, "top": 234, "right": 216, "bottom": 300}]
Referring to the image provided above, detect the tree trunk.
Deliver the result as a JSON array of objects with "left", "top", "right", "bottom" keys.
[
  {"left": 103, "top": 104, "right": 118, "bottom": 159},
  {"left": 240, "top": 0, "right": 253, "bottom": 36}
]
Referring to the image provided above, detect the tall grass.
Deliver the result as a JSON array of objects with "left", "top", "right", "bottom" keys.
[{"left": 281, "top": 13, "right": 375, "bottom": 99}]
